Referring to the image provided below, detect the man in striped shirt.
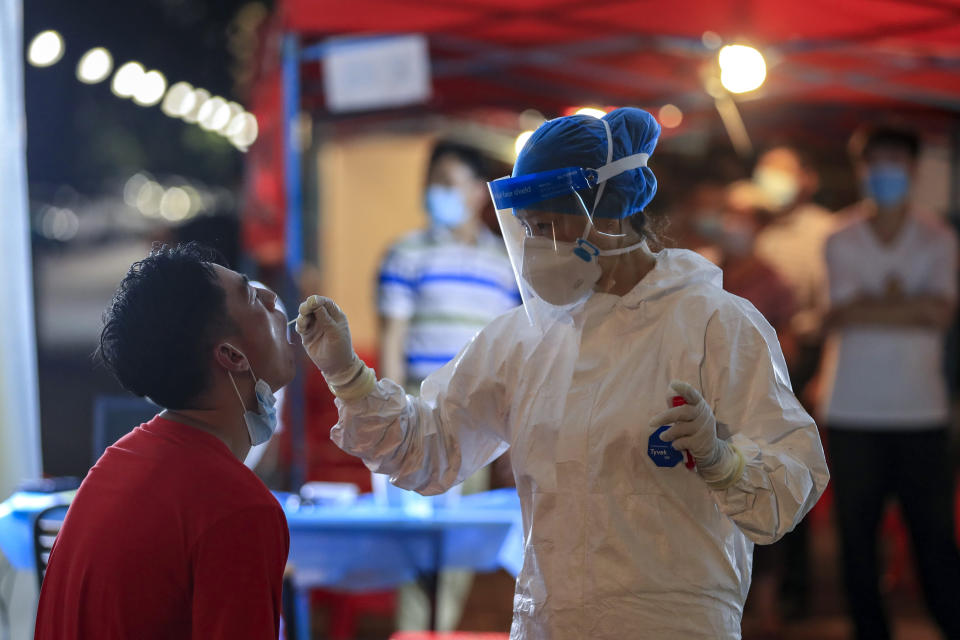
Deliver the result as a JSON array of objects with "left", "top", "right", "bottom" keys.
[
  {"left": 376, "top": 141, "right": 520, "bottom": 631},
  {"left": 378, "top": 141, "right": 520, "bottom": 394}
]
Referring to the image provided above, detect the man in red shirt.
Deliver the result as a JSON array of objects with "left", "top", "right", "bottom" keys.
[{"left": 35, "top": 243, "right": 296, "bottom": 639}]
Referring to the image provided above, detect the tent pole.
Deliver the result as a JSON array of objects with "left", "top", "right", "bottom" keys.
[
  {"left": 282, "top": 34, "right": 307, "bottom": 493},
  {"left": 950, "top": 123, "right": 960, "bottom": 223}
]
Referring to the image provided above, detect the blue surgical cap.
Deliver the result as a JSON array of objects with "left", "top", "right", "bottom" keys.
[{"left": 513, "top": 107, "right": 660, "bottom": 219}]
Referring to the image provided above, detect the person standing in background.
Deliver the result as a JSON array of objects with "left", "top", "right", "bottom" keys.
[
  {"left": 378, "top": 141, "right": 520, "bottom": 393},
  {"left": 820, "top": 125, "right": 960, "bottom": 640},
  {"left": 750, "top": 146, "right": 839, "bottom": 617},
  {"left": 718, "top": 180, "right": 798, "bottom": 367},
  {"left": 752, "top": 146, "right": 837, "bottom": 398},
  {"left": 376, "top": 140, "right": 520, "bottom": 631}
]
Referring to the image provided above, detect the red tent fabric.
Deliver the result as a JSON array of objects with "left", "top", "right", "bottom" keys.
[
  {"left": 276, "top": 0, "right": 960, "bottom": 114},
  {"left": 243, "top": 0, "right": 960, "bottom": 263}
]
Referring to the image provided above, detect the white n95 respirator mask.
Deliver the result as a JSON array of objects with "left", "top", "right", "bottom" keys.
[
  {"left": 521, "top": 230, "right": 645, "bottom": 307},
  {"left": 521, "top": 237, "right": 602, "bottom": 306}
]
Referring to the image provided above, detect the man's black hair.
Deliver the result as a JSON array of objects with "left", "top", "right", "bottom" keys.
[
  {"left": 850, "top": 125, "right": 921, "bottom": 161},
  {"left": 428, "top": 141, "right": 487, "bottom": 179},
  {"left": 96, "top": 242, "right": 236, "bottom": 409}
]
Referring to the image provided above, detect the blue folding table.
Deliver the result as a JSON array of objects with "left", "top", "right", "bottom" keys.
[{"left": 0, "top": 488, "right": 523, "bottom": 640}]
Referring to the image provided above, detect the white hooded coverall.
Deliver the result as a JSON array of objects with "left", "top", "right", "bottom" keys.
[{"left": 331, "top": 249, "right": 829, "bottom": 639}]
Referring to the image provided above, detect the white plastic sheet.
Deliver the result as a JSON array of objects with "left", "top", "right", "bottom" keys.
[{"left": 0, "top": 0, "right": 41, "bottom": 499}]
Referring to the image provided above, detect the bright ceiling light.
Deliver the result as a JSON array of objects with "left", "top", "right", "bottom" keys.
[
  {"left": 133, "top": 70, "right": 167, "bottom": 106},
  {"left": 514, "top": 130, "right": 534, "bottom": 157},
  {"left": 76, "top": 47, "right": 113, "bottom": 83},
  {"left": 112, "top": 62, "right": 145, "bottom": 98},
  {"left": 161, "top": 82, "right": 195, "bottom": 117},
  {"left": 718, "top": 44, "right": 766, "bottom": 94},
  {"left": 574, "top": 107, "right": 607, "bottom": 119},
  {"left": 658, "top": 104, "right": 683, "bottom": 129},
  {"left": 28, "top": 30, "right": 65, "bottom": 67}
]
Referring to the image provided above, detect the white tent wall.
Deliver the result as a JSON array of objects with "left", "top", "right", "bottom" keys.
[{"left": 0, "top": 0, "right": 42, "bottom": 496}]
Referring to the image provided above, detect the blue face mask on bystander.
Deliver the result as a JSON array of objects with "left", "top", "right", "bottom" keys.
[
  {"left": 425, "top": 185, "right": 469, "bottom": 228},
  {"left": 865, "top": 164, "right": 910, "bottom": 208}
]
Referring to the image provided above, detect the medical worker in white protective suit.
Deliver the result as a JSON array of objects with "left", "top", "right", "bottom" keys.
[{"left": 295, "top": 108, "right": 829, "bottom": 639}]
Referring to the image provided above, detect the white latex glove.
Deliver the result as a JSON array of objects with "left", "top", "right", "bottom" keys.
[
  {"left": 649, "top": 381, "right": 721, "bottom": 464},
  {"left": 648, "top": 381, "right": 744, "bottom": 488},
  {"left": 295, "top": 295, "right": 359, "bottom": 385}
]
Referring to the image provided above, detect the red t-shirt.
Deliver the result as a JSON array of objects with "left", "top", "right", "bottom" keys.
[{"left": 34, "top": 415, "right": 289, "bottom": 640}]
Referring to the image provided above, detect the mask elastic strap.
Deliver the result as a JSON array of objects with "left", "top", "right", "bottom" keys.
[
  {"left": 590, "top": 119, "right": 615, "bottom": 219},
  {"left": 228, "top": 371, "right": 247, "bottom": 412},
  {"left": 598, "top": 239, "right": 646, "bottom": 257},
  {"left": 577, "top": 220, "right": 645, "bottom": 257},
  {"left": 595, "top": 153, "right": 649, "bottom": 183},
  {"left": 224, "top": 343, "right": 255, "bottom": 411},
  {"left": 589, "top": 119, "right": 650, "bottom": 221}
]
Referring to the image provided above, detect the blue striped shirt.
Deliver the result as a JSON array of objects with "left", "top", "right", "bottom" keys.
[{"left": 378, "top": 227, "right": 521, "bottom": 390}]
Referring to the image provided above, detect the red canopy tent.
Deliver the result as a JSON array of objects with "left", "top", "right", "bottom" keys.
[
  {"left": 249, "top": 4, "right": 960, "bottom": 636},
  {"left": 281, "top": 0, "right": 960, "bottom": 113},
  {"left": 245, "top": 0, "right": 960, "bottom": 267}
]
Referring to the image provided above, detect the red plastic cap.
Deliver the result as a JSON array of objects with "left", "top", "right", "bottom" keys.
[{"left": 671, "top": 395, "right": 686, "bottom": 407}]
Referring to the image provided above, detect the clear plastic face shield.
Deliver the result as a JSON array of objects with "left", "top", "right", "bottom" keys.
[{"left": 489, "top": 120, "right": 650, "bottom": 329}]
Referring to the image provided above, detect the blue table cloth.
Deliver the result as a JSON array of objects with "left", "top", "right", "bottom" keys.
[{"left": 280, "top": 488, "right": 523, "bottom": 591}]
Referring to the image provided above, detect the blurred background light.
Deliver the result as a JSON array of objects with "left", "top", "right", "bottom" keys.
[
  {"left": 134, "top": 180, "right": 164, "bottom": 217},
  {"left": 132, "top": 70, "right": 167, "bottom": 107},
  {"left": 519, "top": 108, "right": 546, "bottom": 131},
  {"left": 122, "top": 173, "right": 151, "bottom": 207},
  {"left": 40, "top": 207, "right": 79, "bottom": 241},
  {"left": 159, "top": 187, "right": 192, "bottom": 221},
  {"left": 226, "top": 101, "right": 244, "bottom": 121},
  {"left": 182, "top": 88, "right": 211, "bottom": 123},
  {"left": 701, "top": 31, "right": 723, "bottom": 50},
  {"left": 658, "top": 104, "right": 683, "bottom": 128},
  {"left": 514, "top": 130, "right": 534, "bottom": 157},
  {"left": 28, "top": 30, "right": 64, "bottom": 67},
  {"left": 574, "top": 107, "right": 607, "bottom": 118},
  {"left": 718, "top": 44, "right": 767, "bottom": 94},
  {"left": 161, "top": 82, "right": 196, "bottom": 117},
  {"left": 210, "top": 100, "right": 234, "bottom": 132},
  {"left": 76, "top": 47, "right": 113, "bottom": 84},
  {"left": 228, "top": 112, "right": 258, "bottom": 148},
  {"left": 197, "top": 96, "right": 228, "bottom": 130},
  {"left": 181, "top": 185, "right": 203, "bottom": 215},
  {"left": 111, "top": 61, "right": 145, "bottom": 98}
]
